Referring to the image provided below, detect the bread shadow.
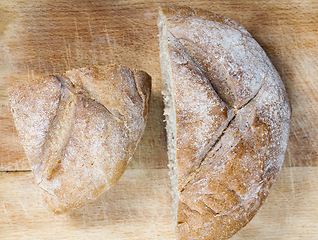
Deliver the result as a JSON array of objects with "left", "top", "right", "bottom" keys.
[
  {"left": 128, "top": 91, "right": 168, "bottom": 169},
  {"left": 66, "top": 90, "right": 170, "bottom": 228},
  {"left": 67, "top": 168, "right": 172, "bottom": 229},
  {"left": 232, "top": 166, "right": 318, "bottom": 239}
]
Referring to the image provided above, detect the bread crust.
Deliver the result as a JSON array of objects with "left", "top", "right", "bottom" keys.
[
  {"left": 159, "top": 6, "right": 291, "bottom": 239},
  {"left": 9, "top": 65, "right": 151, "bottom": 213}
]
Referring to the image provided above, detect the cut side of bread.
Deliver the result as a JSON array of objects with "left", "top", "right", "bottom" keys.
[
  {"left": 158, "top": 6, "right": 290, "bottom": 240},
  {"left": 9, "top": 65, "right": 151, "bottom": 213}
]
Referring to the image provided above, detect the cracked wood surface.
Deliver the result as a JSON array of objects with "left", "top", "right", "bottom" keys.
[{"left": 1, "top": 0, "right": 318, "bottom": 239}]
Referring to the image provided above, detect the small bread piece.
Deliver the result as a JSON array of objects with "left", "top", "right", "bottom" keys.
[
  {"left": 9, "top": 65, "right": 151, "bottom": 213},
  {"left": 158, "top": 6, "right": 290, "bottom": 239}
]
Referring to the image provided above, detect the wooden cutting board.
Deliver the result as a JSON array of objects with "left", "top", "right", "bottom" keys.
[{"left": 1, "top": 0, "right": 318, "bottom": 239}]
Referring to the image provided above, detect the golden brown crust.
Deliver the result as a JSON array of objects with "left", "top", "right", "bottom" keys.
[
  {"left": 9, "top": 65, "right": 151, "bottom": 213},
  {"left": 159, "top": 5, "right": 291, "bottom": 240},
  {"left": 160, "top": 5, "right": 251, "bottom": 38}
]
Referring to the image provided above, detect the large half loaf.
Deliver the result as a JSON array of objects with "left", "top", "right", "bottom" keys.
[
  {"left": 9, "top": 65, "right": 151, "bottom": 213},
  {"left": 158, "top": 6, "right": 291, "bottom": 239}
]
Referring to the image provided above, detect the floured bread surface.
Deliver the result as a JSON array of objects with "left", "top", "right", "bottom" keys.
[
  {"left": 158, "top": 6, "right": 290, "bottom": 240},
  {"left": 9, "top": 65, "right": 151, "bottom": 213}
]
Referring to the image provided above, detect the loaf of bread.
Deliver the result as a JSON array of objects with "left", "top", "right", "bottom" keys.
[
  {"left": 158, "top": 6, "right": 290, "bottom": 239},
  {"left": 9, "top": 65, "right": 151, "bottom": 213}
]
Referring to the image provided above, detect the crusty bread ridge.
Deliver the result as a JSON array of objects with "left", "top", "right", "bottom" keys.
[
  {"left": 9, "top": 65, "right": 151, "bottom": 213},
  {"left": 158, "top": 6, "right": 291, "bottom": 240}
]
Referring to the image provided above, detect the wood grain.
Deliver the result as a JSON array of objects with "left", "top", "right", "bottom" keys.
[
  {"left": 1, "top": 0, "right": 318, "bottom": 169},
  {"left": 1, "top": 168, "right": 318, "bottom": 239},
  {"left": 0, "top": 169, "right": 175, "bottom": 239},
  {"left": 1, "top": 0, "right": 318, "bottom": 170},
  {"left": 1, "top": 0, "right": 318, "bottom": 239},
  {"left": 232, "top": 166, "right": 318, "bottom": 240}
]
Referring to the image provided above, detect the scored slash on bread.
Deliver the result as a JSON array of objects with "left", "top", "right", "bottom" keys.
[
  {"left": 158, "top": 6, "right": 291, "bottom": 239},
  {"left": 9, "top": 65, "right": 151, "bottom": 213}
]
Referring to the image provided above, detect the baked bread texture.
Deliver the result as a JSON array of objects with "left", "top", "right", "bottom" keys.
[
  {"left": 9, "top": 65, "right": 151, "bottom": 213},
  {"left": 158, "top": 6, "right": 290, "bottom": 239}
]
